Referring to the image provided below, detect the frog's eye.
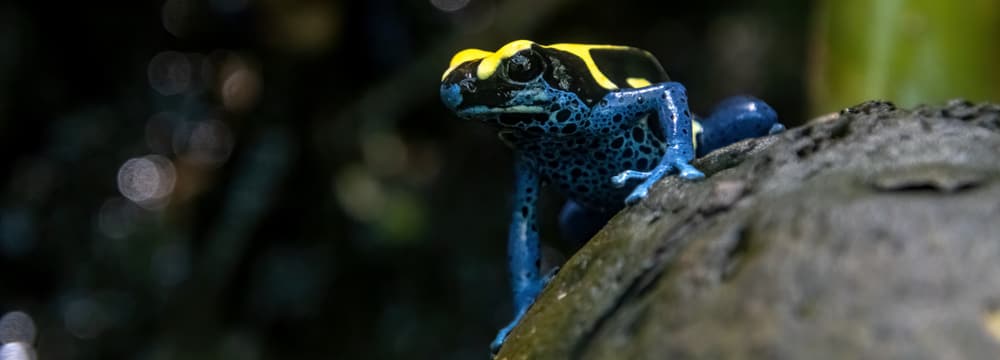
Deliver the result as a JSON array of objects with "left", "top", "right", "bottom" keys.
[{"left": 505, "top": 50, "right": 545, "bottom": 83}]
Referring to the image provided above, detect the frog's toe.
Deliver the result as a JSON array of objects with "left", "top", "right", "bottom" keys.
[
  {"left": 624, "top": 187, "right": 649, "bottom": 205},
  {"left": 490, "top": 308, "right": 528, "bottom": 356},
  {"left": 543, "top": 266, "right": 560, "bottom": 283},
  {"left": 612, "top": 170, "right": 651, "bottom": 187},
  {"left": 676, "top": 164, "right": 705, "bottom": 180},
  {"left": 489, "top": 328, "right": 508, "bottom": 356},
  {"left": 769, "top": 123, "right": 786, "bottom": 135}
]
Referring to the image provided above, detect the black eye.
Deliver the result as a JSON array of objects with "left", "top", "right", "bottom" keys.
[{"left": 506, "top": 50, "right": 544, "bottom": 82}]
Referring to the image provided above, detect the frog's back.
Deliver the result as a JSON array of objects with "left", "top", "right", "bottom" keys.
[
  {"left": 545, "top": 44, "right": 670, "bottom": 88},
  {"left": 523, "top": 44, "right": 676, "bottom": 210}
]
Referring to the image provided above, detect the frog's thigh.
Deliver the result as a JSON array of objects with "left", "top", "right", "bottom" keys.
[
  {"left": 558, "top": 200, "right": 618, "bottom": 247},
  {"left": 697, "top": 96, "right": 779, "bottom": 157}
]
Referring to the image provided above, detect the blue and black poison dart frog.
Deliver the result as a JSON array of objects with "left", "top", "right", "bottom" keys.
[{"left": 440, "top": 40, "right": 784, "bottom": 354}]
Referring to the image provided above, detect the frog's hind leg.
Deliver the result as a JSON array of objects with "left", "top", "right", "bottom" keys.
[
  {"left": 696, "top": 96, "right": 782, "bottom": 157},
  {"left": 558, "top": 200, "right": 619, "bottom": 248}
]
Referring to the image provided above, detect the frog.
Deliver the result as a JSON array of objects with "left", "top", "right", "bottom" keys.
[{"left": 439, "top": 40, "right": 783, "bottom": 354}]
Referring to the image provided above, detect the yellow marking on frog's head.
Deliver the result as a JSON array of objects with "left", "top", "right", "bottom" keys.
[
  {"left": 547, "top": 43, "right": 631, "bottom": 90},
  {"left": 475, "top": 40, "right": 536, "bottom": 80},
  {"left": 442, "top": 48, "right": 493, "bottom": 81},
  {"left": 625, "top": 77, "right": 652, "bottom": 88},
  {"left": 440, "top": 40, "right": 536, "bottom": 81},
  {"left": 441, "top": 40, "right": 636, "bottom": 91}
]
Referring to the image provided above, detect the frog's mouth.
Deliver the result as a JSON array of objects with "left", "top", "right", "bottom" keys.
[
  {"left": 454, "top": 105, "right": 550, "bottom": 128},
  {"left": 455, "top": 105, "right": 547, "bottom": 116},
  {"left": 442, "top": 82, "right": 550, "bottom": 114}
]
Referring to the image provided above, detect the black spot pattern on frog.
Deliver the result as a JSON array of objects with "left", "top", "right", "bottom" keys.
[
  {"left": 645, "top": 113, "right": 665, "bottom": 142},
  {"left": 555, "top": 110, "right": 571, "bottom": 122},
  {"left": 513, "top": 113, "right": 667, "bottom": 210},
  {"left": 453, "top": 55, "right": 693, "bottom": 211},
  {"left": 632, "top": 127, "right": 645, "bottom": 142}
]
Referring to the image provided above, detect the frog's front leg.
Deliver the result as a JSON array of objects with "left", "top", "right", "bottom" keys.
[
  {"left": 606, "top": 82, "right": 704, "bottom": 205},
  {"left": 491, "top": 154, "right": 550, "bottom": 355}
]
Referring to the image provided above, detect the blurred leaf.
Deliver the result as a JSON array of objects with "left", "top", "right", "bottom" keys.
[{"left": 810, "top": 0, "right": 1000, "bottom": 113}]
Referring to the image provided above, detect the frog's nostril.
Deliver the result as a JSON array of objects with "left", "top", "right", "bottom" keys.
[{"left": 440, "top": 83, "right": 463, "bottom": 110}]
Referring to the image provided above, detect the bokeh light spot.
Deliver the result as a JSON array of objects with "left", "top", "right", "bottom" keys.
[
  {"left": 263, "top": 1, "right": 340, "bottom": 53},
  {"left": 219, "top": 56, "right": 260, "bottom": 112},
  {"left": 377, "top": 192, "right": 427, "bottom": 244},
  {"left": 430, "top": 0, "right": 470, "bottom": 12},
  {"left": 334, "top": 165, "right": 385, "bottom": 222},
  {"left": 0, "top": 311, "right": 36, "bottom": 344},
  {"left": 0, "top": 342, "right": 35, "bottom": 360},
  {"left": 116, "top": 155, "right": 177, "bottom": 209},
  {"left": 147, "top": 51, "right": 192, "bottom": 96},
  {"left": 173, "top": 119, "right": 235, "bottom": 167}
]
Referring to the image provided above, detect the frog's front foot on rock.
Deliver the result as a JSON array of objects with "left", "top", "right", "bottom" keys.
[
  {"left": 674, "top": 161, "right": 706, "bottom": 180},
  {"left": 615, "top": 160, "right": 704, "bottom": 205}
]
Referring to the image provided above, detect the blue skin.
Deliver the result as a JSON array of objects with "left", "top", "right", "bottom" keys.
[{"left": 441, "top": 48, "right": 782, "bottom": 354}]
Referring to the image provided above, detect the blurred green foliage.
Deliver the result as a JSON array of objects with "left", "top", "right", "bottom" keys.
[{"left": 810, "top": 0, "right": 1000, "bottom": 113}]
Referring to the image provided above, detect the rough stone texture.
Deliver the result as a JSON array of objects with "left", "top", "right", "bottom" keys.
[{"left": 496, "top": 100, "right": 1000, "bottom": 360}]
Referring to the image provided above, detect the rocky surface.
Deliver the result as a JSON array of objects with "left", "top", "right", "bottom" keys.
[{"left": 496, "top": 100, "right": 1000, "bottom": 360}]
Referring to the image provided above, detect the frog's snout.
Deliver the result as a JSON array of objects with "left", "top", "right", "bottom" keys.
[{"left": 440, "top": 83, "right": 463, "bottom": 110}]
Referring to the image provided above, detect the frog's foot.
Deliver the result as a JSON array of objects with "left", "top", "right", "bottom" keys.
[
  {"left": 611, "top": 170, "right": 652, "bottom": 187},
  {"left": 543, "top": 265, "right": 560, "bottom": 281},
  {"left": 490, "top": 267, "right": 559, "bottom": 356},
  {"left": 490, "top": 308, "right": 526, "bottom": 356},
  {"left": 769, "top": 123, "right": 786, "bottom": 135},
  {"left": 674, "top": 161, "right": 706, "bottom": 180},
  {"left": 490, "top": 266, "right": 559, "bottom": 356},
  {"left": 616, "top": 159, "right": 705, "bottom": 205}
]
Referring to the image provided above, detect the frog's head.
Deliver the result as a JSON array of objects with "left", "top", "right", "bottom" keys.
[{"left": 440, "top": 40, "right": 622, "bottom": 131}]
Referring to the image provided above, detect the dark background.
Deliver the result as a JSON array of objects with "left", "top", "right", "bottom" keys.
[{"left": 7, "top": 0, "right": 991, "bottom": 359}]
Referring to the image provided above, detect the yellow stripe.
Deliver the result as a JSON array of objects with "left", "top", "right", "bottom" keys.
[
  {"left": 442, "top": 41, "right": 645, "bottom": 91},
  {"left": 625, "top": 77, "right": 652, "bottom": 88},
  {"left": 692, "top": 120, "right": 703, "bottom": 150},
  {"left": 442, "top": 48, "right": 492, "bottom": 80},
  {"left": 547, "top": 43, "right": 631, "bottom": 90},
  {"left": 475, "top": 40, "right": 535, "bottom": 80}
]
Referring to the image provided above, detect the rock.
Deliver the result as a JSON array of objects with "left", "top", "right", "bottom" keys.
[{"left": 495, "top": 100, "right": 1000, "bottom": 360}]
